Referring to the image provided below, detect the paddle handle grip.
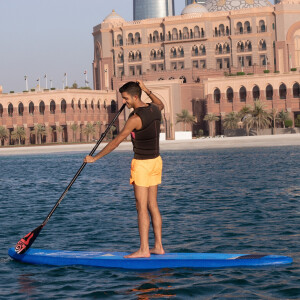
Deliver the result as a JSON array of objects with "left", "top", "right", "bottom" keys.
[{"left": 42, "top": 103, "right": 126, "bottom": 225}]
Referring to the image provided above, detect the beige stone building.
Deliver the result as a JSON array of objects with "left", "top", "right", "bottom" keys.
[{"left": 92, "top": 0, "right": 300, "bottom": 136}]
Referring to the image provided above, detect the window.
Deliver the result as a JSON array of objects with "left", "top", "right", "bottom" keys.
[
  {"left": 252, "top": 86, "right": 260, "bottom": 100},
  {"left": 279, "top": 83, "right": 287, "bottom": 100},
  {"left": 78, "top": 100, "right": 81, "bottom": 110},
  {"left": 266, "top": 84, "right": 273, "bottom": 100},
  {"left": 8, "top": 104, "right": 13, "bottom": 117},
  {"left": 226, "top": 87, "right": 233, "bottom": 103},
  {"left": 214, "top": 88, "right": 221, "bottom": 103},
  {"left": 18, "top": 103, "right": 24, "bottom": 116},
  {"left": 50, "top": 100, "right": 56, "bottom": 114},
  {"left": 239, "top": 86, "right": 247, "bottom": 102},
  {"left": 61, "top": 99, "right": 67, "bottom": 113},
  {"left": 29, "top": 101, "right": 34, "bottom": 115},
  {"left": 111, "top": 100, "right": 116, "bottom": 113},
  {"left": 0, "top": 104, "right": 3, "bottom": 117},
  {"left": 39, "top": 101, "right": 45, "bottom": 115},
  {"left": 293, "top": 82, "right": 300, "bottom": 98}
]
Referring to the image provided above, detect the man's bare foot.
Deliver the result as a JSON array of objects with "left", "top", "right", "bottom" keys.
[
  {"left": 150, "top": 247, "right": 165, "bottom": 255},
  {"left": 124, "top": 249, "right": 151, "bottom": 258}
]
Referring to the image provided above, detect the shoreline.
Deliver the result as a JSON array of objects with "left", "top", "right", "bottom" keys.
[{"left": 0, "top": 134, "right": 299, "bottom": 156}]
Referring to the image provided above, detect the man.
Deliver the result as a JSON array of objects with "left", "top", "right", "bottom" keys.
[{"left": 84, "top": 80, "right": 165, "bottom": 258}]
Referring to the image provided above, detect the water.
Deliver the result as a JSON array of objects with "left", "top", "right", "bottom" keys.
[{"left": 0, "top": 147, "right": 299, "bottom": 299}]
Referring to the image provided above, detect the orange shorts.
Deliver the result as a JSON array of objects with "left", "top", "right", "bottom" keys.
[{"left": 130, "top": 156, "right": 163, "bottom": 187}]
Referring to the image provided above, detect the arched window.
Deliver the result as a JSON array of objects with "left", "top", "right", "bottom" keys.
[
  {"left": 183, "top": 27, "right": 189, "bottom": 39},
  {"left": 71, "top": 99, "right": 74, "bottom": 110},
  {"left": 78, "top": 100, "right": 81, "bottom": 110},
  {"left": 157, "top": 49, "right": 164, "bottom": 58},
  {"left": 111, "top": 100, "right": 116, "bottom": 113},
  {"left": 239, "top": 86, "right": 247, "bottom": 102},
  {"left": 223, "top": 43, "right": 230, "bottom": 53},
  {"left": 194, "top": 26, "right": 200, "bottom": 38},
  {"left": 244, "top": 21, "right": 251, "bottom": 33},
  {"left": 135, "top": 32, "right": 141, "bottom": 44},
  {"left": 97, "top": 100, "right": 100, "bottom": 110},
  {"left": 260, "top": 39, "right": 266, "bottom": 51},
  {"left": 279, "top": 83, "right": 287, "bottom": 99},
  {"left": 214, "top": 88, "right": 221, "bottom": 103},
  {"left": 85, "top": 100, "right": 88, "bottom": 110},
  {"left": 179, "top": 76, "right": 187, "bottom": 83},
  {"left": 216, "top": 43, "right": 222, "bottom": 54},
  {"left": 61, "top": 99, "right": 67, "bottom": 113},
  {"left": 172, "top": 28, "right": 178, "bottom": 40},
  {"left": 29, "top": 102, "right": 34, "bottom": 115},
  {"left": 50, "top": 100, "right": 56, "bottom": 114},
  {"left": 136, "top": 50, "right": 142, "bottom": 60},
  {"left": 170, "top": 47, "right": 177, "bottom": 58},
  {"left": 245, "top": 40, "right": 252, "bottom": 51},
  {"left": 128, "top": 33, "right": 134, "bottom": 45},
  {"left": 200, "top": 44, "right": 206, "bottom": 55},
  {"left": 117, "top": 34, "right": 123, "bottom": 46},
  {"left": 219, "top": 24, "right": 225, "bottom": 35},
  {"left": 18, "top": 102, "right": 24, "bottom": 116},
  {"left": 266, "top": 84, "right": 273, "bottom": 100},
  {"left": 118, "top": 52, "right": 124, "bottom": 63},
  {"left": 8, "top": 103, "right": 13, "bottom": 117},
  {"left": 153, "top": 30, "right": 159, "bottom": 42},
  {"left": 150, "top": 49, "right": 156, "bottom": 60},
  {"left": 259, "top": 20, "right": 265, "bottom": 32},
  {"left": 252, "top": 86, "right": 260, "bottom": 100},
  {"left": 192, "top": 45, "right": 198, "bottom": 56},
  {"left": 128, "top": 51, "right": 134, "bottom": 61},
  {"left": 0, "top": 104, "right": 3, "bottom": 117},
  {"left": 237, "top": 41, "right": 244, "bottom": 52},
  {"left": 178, "top": 46, "right": 184, "bottom": 57},
  {"left": 237, "top": 22, "right": 243, "bottom": 34},
  {"left": 293, "top": 82, "right": 300, "bottom": 98},
  {"left": 226, "top": 87, "right": 233, "bottom": 103},
  {"left": 39, "top": 101, "right": 45, "bottom": 115},
  {"left": 91, "top": 100, "right": 94, "bottom": 110}
]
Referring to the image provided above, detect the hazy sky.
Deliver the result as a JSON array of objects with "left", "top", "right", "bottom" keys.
[{"left": 0, "top": 0, "right": 273, "bottom": 93}]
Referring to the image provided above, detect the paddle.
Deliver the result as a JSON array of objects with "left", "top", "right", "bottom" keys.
[{"left": 15, "top": 103, "right": 126, "bottom": 254}]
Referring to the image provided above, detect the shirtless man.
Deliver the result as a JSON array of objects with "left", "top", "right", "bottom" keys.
[{"left": 84, "top": 80, "right": 165, "bottom": 258}]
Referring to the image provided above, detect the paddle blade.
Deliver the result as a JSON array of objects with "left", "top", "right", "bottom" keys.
[{"left": 15, "top": 225, "right": 44, "bottom": 254}]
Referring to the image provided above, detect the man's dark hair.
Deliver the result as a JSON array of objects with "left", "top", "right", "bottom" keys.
[{"left": 119, "top": 81, "right": 142, "bottom": 98}]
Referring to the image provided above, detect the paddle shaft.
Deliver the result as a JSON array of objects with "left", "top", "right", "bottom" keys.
[{"left": 42, "top": 103, "right": 126, "bottom": 226}]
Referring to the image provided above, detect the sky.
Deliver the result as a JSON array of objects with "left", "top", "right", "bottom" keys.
[
  {"left": 0, "top": 0, "right": 186, "bottom": 93},
  {"left": 0, "top": 0, "right": 274, "bottom": 93}
]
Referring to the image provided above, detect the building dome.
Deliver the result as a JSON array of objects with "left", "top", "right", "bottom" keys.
[
  {"left": 103, "top": 10, "right": 125, "bottom": 24},
  {"left": 205, "top": 0, "right": 272, "bottom": 12},
  {"left": 181, "top": 3, "right": 208, "bottom": 15}
]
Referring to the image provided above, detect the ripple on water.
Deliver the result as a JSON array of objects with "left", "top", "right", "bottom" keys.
[{"left": 0, "top": 147, "right": 299, "bottom": 299}]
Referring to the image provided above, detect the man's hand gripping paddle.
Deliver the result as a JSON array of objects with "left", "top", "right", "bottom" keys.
[{"left": 15, "top": 104, "right": 126, "bottom": 254}]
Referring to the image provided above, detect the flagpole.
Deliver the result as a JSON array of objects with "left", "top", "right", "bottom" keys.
[
  {"left": 24, "top": 75, "right": 28, "bottom": 91},
  {"left": 45, "top": 74, "right": 48, "bottom": 89}
]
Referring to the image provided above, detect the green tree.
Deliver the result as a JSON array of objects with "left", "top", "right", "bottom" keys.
[
  {"left": 106, "top": 125, "right": 116, "bottom": 140},
  {"left": 244, "top": 100, "right": 271, "bottom": 135},
  {"left": 0, "top": 126, "right": 8, "bottom": 146},
  {"left": 83, "top": 123, "right": 95, "bottom": 142},
  {"left": 96, "top": 121, "right": 103, "bottom": 139},
  {"left": 70, "top": 123, "right": 78, "bottom": 142},
  {"left": 56, "top": 126, "right": 63, "bottom": 143},
  {"left": 269, "top": 108, "right": 279, "bottom": 135},
  {"left": 176, "top": 109, "right": 195, "bottom": 131},
  {"left": 204, "top": 113, "right": 220, "bottom": 137},
  {"left": 223, "top": 112, "right": 240, "bottom": 130},
  {"left": 11, "top": 127, "right": 26, "bottom": 145},
  {"left": 277, "top": 110, "right": 290, "bottom": 128},
  {"left": 34, "top": 124, "right": 47, "bottom": 144},
  {"left": 238, "top": 106, "right": 252, "bottom": 136}
]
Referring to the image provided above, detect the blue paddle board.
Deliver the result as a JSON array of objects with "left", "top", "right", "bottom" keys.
[{"left": 8, "top": 248, "right": 292, "bottom": 269}]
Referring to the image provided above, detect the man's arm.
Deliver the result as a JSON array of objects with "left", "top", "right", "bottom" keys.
[
  {"left": 84, "top": 115, "right": 141, "bottom": 163},
  {"left": 137, "top": 80, "right": 164, "bottom": 111}
]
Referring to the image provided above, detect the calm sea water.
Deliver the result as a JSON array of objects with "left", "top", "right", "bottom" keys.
[{"left": 0, "top": 146, "right": 299, "bottom": 299}]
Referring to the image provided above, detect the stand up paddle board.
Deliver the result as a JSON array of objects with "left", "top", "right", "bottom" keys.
[{"left": 8, "top": 248, "right": 292, "bottom": 269}]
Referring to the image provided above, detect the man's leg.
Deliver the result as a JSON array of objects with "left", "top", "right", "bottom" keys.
[
  {"left": 148, "top": 185, "right": 165, "bottom": 255},
  {"left": 124, "top": 184, "right": 151, "bottom": 258}
]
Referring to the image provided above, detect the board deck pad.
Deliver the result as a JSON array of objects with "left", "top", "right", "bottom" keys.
[{"left": 8, "top": 248, "right": 292, "bottom": 270}]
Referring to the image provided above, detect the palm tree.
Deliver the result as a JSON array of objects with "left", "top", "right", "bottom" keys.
[
  {"left": 204, "top": 113, "right": 220, "bottom": 137},
  {"left": 11, "top": 127, "right": 26, "bottom": 145},
  {"left": 277, "top": 110, "right": 290, "bottom": 128},
  {"left": 107, "top": 125, "right": 116, "bottom": 140},
  {"left": 245, "top": 100, "right": 271, "bottom": 135},
  {"left": 176, "top": 109, "right": 195, "bottom": 131},
  {"left": 0, "top": 126, "right": 8, "bottom": 146},
  {"left": 56, "top": 126, "right": 63, "bottom": 143},
  {"left": 238, "top": 106, "right": 252, "bottom": 136},
  {"left": 96, "top": 121, "right": 103, "bottom": 138},
  {"left": 34, "top": 124, "right": 47, "bottom": 144},
  {"left": 269, "top": 108, "right": 278, "bottom": 135},
  {"left": 83, "top": 123, "right": 95, "bottom": 142},
  {"left": 70, "top": 123, "right": 78, "bottom": 142},
  {"left": 223, "top": 112, "right": 240, "bottom": 130}
]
